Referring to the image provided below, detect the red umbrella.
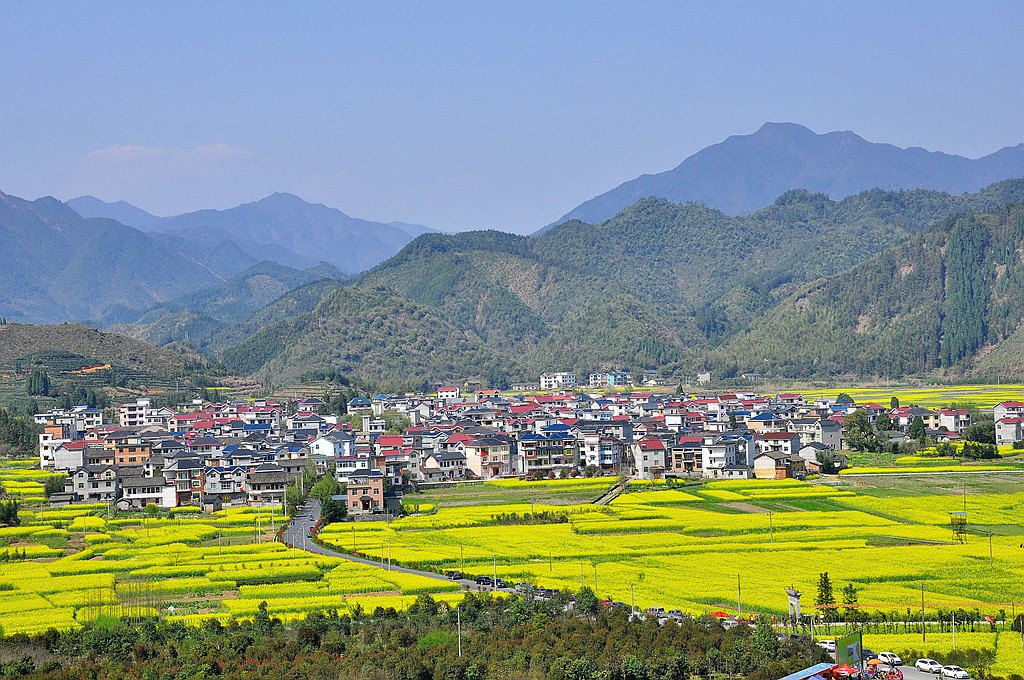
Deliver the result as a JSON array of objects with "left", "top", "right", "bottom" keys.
[
  {"left": 710, "top": 610, "right": 730, "bottom": 618},
  {"left": 833, "top": 664, "right": 860, "bottom": 678}
]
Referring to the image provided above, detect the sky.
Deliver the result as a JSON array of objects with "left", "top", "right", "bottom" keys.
[{"left": 1, "top": 1, "right": 1023, "bottom": 233}]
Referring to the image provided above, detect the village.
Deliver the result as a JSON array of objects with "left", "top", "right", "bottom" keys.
[{"left": 31, "top": 371, "right": 1024, "bottom": 513}]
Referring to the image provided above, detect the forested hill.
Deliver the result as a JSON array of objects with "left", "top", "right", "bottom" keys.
[
  {"left": 216, "top": 179, "right": 1024, "bottom": 388},
  {"left": 0, "top": 323, "right": 204, "bottom": 375},
  {"left": 547, "top": 122, "right": 1024, "bottom": 227},
  {"left": 713, "top": 200, "right": 1024, "bottom": 380},
  {"left": 104, "top": 260, "right": 346, "bottom": 351}
]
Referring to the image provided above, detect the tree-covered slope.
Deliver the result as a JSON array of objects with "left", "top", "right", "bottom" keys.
[
  {"left": 0, "top": 323, "right": 204, "bottom": 375},
  {"left": 219, "top": 180, "right": 1024, "bottom": 387},
  {"left": 713, "top": 201, "right": 1024, "bottom": 379},
  {"left": 234, "top": 285, "right": 503, "bottom": 390},
  {"left": 105, "top": 260, "right": 346, "bottom": 349}
]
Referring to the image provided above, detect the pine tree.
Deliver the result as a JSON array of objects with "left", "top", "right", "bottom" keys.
[{"left": 816, "top": 572, "right": 835, "bottom": 619}]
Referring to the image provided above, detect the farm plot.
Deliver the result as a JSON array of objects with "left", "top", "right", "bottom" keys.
[
  {"left": 332, "top": 479, "right": 1024, "bottom": 618},
  {"left": 0, "top": 503, "right": 464, "bottom": 637}
]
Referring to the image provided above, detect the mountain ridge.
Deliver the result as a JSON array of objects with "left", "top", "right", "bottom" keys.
[
  {"left": 545, "top": 122, "right": 1024, "bottom": 230},
  {"left": 68, "top": 193, "right": 442, "bottom": 274}
]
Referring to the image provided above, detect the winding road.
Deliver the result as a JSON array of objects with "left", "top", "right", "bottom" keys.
[{"left": 282, "top": 498, "right": 510, "bottom": 592}]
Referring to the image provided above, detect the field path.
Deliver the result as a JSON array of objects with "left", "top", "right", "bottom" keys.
[
  {"left": 283, "top": 498, "right": 509, "bottom": 592},
  {"left": 594, "top": 480, "right": 627, "bottom": 505}
]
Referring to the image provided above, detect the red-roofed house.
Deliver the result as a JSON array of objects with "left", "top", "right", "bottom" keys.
[
  {"left": 633, "top": 436, "right": 667, "bottom": 479},
  {"left": 996, "top": 417, "right": 1024, "bottom": 446},
  {"left": 437, "top": 386, "right": 461, "bottom": 401},
  {"left": 994, "top": 402, "right": 1024, "bottom": 422}
]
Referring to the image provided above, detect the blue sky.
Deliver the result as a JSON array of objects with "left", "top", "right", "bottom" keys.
[{"left": 1, "top": 1, "right": 1022, "bottom": 233}]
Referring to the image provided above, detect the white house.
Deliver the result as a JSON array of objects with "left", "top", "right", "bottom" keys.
[
  {"left": 996, "top": 417, "right": 1024, "bottom": 447},
  {"left": 539, "top": 372, "right": 577, "bottom": 390}
]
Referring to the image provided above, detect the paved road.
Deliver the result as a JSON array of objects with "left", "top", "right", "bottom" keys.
[{"left": 282, "top": 498, "right": 512, "bottom": 593}]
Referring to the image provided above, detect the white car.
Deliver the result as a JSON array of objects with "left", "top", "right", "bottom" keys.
[
  {"left": 915, "top": 659, "right": 943, "bottom": 674},
  {"left": 817, "top": 640, "right": 836, "bottom": 653},
  {"left": 878, "top": 652, "right": 903, "bottom": 666},
  {"left": 941, "top": 666, "right": 969, "bottom": 679}
]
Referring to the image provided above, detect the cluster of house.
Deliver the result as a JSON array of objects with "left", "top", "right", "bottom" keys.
[{"left": 31, "top": 387, "right": 1007, "bottom": 514}]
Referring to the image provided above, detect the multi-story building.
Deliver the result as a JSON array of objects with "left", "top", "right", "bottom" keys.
[
  {"left": 118, "top": 399, "right": 153, "bottom": 428},
  {"left": 347, "top": 469, "right": 385, "bottom": 514},
  {"left": 580, "top": 433, "right": 624, "bottom": 471},
  {"left": 539, "top": 372, "right": 577, "bottom": 390},
  {"left": 65, "top": 465, "right": 119, "bottom": 503},
  {"left": 464, "top": 437, "right": 514, "bottom": 479},
  {"left": 517, "top": 432, "right": 577, "bottom": 476},
  {"left": 996, "top": 417, "right": 1024, "bottom": 446}
]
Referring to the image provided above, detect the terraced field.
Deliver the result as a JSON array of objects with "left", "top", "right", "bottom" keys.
[
  {"left": 0, "top": 502, "right": 462, "bottom": 636},
  {"left": 5, "top": 468, "right": 1024, "bottom": 640},
  {"left": 341, "top": 478, "right": 1024, "bottom": 617}
]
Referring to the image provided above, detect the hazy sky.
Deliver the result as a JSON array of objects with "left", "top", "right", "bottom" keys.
[{"left": 1, "top": 1, "right": 1022, "bottom": 233}]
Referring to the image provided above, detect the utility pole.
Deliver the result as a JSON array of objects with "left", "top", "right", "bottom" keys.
[
  {"left": 457, "top": 607, "right": 462, "bottom": 657},
  {"left": 388, "top": 536, "right": 392, "bottom": 569},
  {"left": 737, "top": 573, "right": 742, "bottom": 619},
  {"left": 492, "top": 554, "right": 497, "bottom": 588},
  {"left": 989, "top": 532, "right": 993, "bottom": 567},
  {"left": 630, "top": 582, "right": 636, "bottom": 617},
  {"left": 921, "top": 582, "right": 926, "bottom": 642},
  {"left": 769, "top": 511, "right": 774, "bottom": 544},
  {"left": 593, "top": 563, "right": 598, "bottom": 593},
  {"left": 579, "top": 561, "right": 584, "bottom": 590}
]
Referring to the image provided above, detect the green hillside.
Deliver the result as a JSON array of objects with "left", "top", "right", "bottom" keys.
[
  {"left": 713, "top": 201, "right": 1024, "bottom": 379},
  {"left": 216, "top": 180, "right": 1024, "bottom": 388}
]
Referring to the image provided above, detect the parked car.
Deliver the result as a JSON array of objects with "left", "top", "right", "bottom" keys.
[
  {"left": 648, "top": 606, "right": 667, "bottom": 617},
  {"left": 941, "top": 666, "right": 969, "bottom": 679},
  {"left": 475, "top": 576, "right": 493, "bottom": 586},
  {"left": 445, "top": 570, "right": 463, "bottom": 580},
  {"left": 878, "top": 652, "right": 903, "bottom": 666},
  {"left": 862, "top": 649, "right": 878, "bottom": 661},
  {"left": 817, "top": 640, "right": 837, "bottom": 653},
  {"left": 493, "top": 578, "right": 508, "bottom": 588},
  {"left": 915, "top": 659, "right": 943, "bottom": 674},
  {"left": 668, "top": 609, "right": 684, "bottom": 622}
]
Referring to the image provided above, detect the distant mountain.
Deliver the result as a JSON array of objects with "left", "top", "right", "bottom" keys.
[
  {"left": 70, "top": 193, "right": 437, "bottom": 275},
  {"left": 713, "top": 199, "right": 1024, "bottom": 380},
  {"left": 546, "top": 122, "right": 1024, "bottom": 229},
  {"left": 217, "top": 179, "right": 1024, "bottom": 388},
  {"left": 0, "top": 191, "right": 251, "bottom": 322},
  {"left": 66, "top": 195, "right": 163, "bottom": 229},
  {"left": 388, "top": 221, "right": 441, "bottom": 238},
  {"left": 106, "top": 260, "right": 346, "bottom": 349}
]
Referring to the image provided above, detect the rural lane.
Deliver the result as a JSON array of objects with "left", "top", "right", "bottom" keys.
[{"left": 282, "top": 498, "right": 510, "bottom": 593}]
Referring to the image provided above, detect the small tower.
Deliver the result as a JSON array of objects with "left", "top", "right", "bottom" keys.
[{"left": 950, "top": 511, "right": 968, "bottom": 544}]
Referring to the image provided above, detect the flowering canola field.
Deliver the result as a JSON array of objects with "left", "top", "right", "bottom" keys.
[
  {"left": 322, "top": 479, "right": 1024, "bottom": 617},
  {"left": 0, "top": 503, "right": 460, "bottom": 636},
  {"left": 5, "top": 472, "right": 1024, "bottom": 636}
]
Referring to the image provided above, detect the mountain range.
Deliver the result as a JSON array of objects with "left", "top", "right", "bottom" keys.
[
  {"left": 0, "top": 191, "right": 254, "bottom": 322},
  {"left": 67, "top": 193, "right": 437, "bottom": 274},
  {"left": 5, "top": 122, "right": 1024, "bottom": 388},
  {"left": 546, "top": 122, "right": 1024, "bottom": 229},
  {"left": 207, "top": 179, "right": 1024, "bottom": 388}
]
